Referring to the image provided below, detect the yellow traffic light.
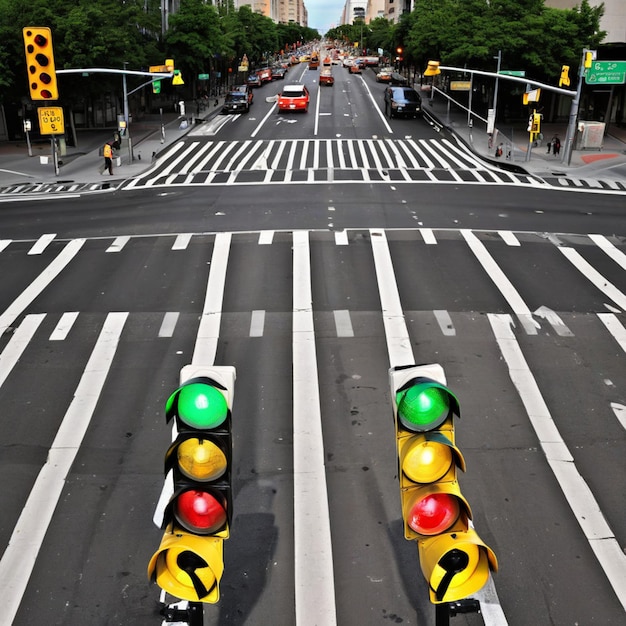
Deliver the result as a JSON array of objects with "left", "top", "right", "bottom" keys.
[
  {"left": 424, "top": 61, "right": 440, "bottom": 76},
  {"left": 559, "top": 65, "right": 570, "bottom": 87},
  {"left": 22, "top": 27, "right": 58, "bottom": 100},
  {"left": 390, "top": 364, "right": 498, "bottom": 604},
  {"left": 584, "top": 51, "right": 594, "bottom": 69}
]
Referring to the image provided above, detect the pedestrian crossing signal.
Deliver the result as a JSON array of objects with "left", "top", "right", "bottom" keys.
[
  {"left": 390, "top": 364, "right": 497, "bottom": 604},
  {"left": 148, "top": 365, "right": 235, "bottom": 603}
]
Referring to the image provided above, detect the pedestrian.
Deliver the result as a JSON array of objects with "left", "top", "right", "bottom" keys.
[
  {"left": 102, "top": 142, "right": 114, "bottom": 175},
  {"left": 546, "top": 138, "right": 552, "bottom": 154},
  {"left": 495, "top": 143, "right": 503, "bottom": 158},
  {"left": 552, "top": 135, "right": 561, "bottom": 156}
]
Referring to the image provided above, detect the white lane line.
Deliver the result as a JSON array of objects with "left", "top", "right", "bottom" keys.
[
  {"left": 172, "top": 233, "right": 193, "bottom": 250},
  {"left": 597, "top": 313, "right": 626, "bottom": 353},
  {"left": 249, "top": 309, "right": 265, "bottom": 337},
  {"left": 558, "top": 246, "right": 626, "bottom": 311},
  {"left": 0, "top": 238, "right": 85, "bottom": 336},
  {"left": 433, "top": 309, "right": 456, "bottom": 336},
  {"left": 28, "top": 233, "right": 56, "bottom": 255},
  {"left": 106, "top": 235, "right": 130, "bottom": 253},
  {"left": 333, "top": 309, "right": 354, "bottom": 337},
  {"left": 498, "top": 231, "right": 520, "bottom": 246},
  {"left": 0, "top": 314, "right": 46, "bottom": 387},
  {"left": 49, "top": 311, "right": 79, "bottom": 341},
  {"left": 0, "top": 239, "right": 11, "bottom": 253},
  {"left": 370, "top": 228, "right": 415, "bottom": 367},
  {"left": 588, "top": 235, "right": 626, "bottom": 270},
  {"left": 292, "top": 230, "right": 337, "bottom": 626},
  {"left": 489, "top": 313, "right": 626, "bottom": 611},
  {"left": 0, "top": 312, "right": 128, "bottom": 624},
  {"left": 461, "top": 229, "right": 539, "bottom": 335},
  {"left": 158, "top": 312, "right": 180, "bottom": 338},
  {"left": 192, "top": 232, "right": 231, "bottom": 365},
  {"left": 420, "top": 228, "right": 437, "bottom": 245}
]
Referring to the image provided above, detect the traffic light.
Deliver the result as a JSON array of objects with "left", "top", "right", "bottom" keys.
[
  {"left": 390, "top": 364, "right": 497, "bottom": 604},
  {"left": 152, "top": 80, "right": 161, "bottom": 94},
  {"left": 424, "top": 61, "right": 441, "bottom": 76},
  {"left": 527, "top": 110, "right": 542, "bottom": 141},
  {"left": 559, "top": 65, "right": 570, "bottom": 87},
  {"left": 22, "top": 27, "right": 58, "bottom": 100},
  {"left": 148, "top": 365, "right": 235, "bottom": 603},
  {"left": 584, "top": 50, "right": 594, "bottom": 69}
]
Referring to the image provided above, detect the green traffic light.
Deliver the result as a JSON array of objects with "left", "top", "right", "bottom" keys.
[
  {"left": 169, "top": 382, "right": 228, "bottom": 430},
  {"left": 397, "top": 384, "right": 451, "bottom": 432}
]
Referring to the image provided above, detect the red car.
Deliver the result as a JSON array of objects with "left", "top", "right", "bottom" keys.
[
  {"left": 277, "top": 84, "right": 310, "bottom": 112},
  {"left": 256, "top": 67, "right": 273, "bottom": 83}
]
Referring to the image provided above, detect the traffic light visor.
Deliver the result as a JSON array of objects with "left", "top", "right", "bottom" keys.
[
  {"left": 396, "top": 379, "right": 459, "bottom": 431},
  {"left": 166, "top": 378, "right": 228, "bottom": 429}
]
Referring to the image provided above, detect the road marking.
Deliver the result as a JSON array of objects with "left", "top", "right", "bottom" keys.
[
  {"left": 49, "top": 311, "right": 79, "bottom": 340},
  {"left": 249, "top": 309, "right": 265, "bottom": 337},
  {"left": 498, "top": 230, "right": 520, "bottom": 246},
  {"left": 588, "top": 234, "right": 626, "bottom": 271},
  {"left": 172, "top": 233, "right": 193, "bottom": 250},
  {"left": 292, "top": 230, "right": 337, "bottom": 626},
  {"left": 420, "top": 228, "right": 437, "bottom": 244},
  {"left": 0, "top": 238, "right": 85, "bottom": 337},
  {"left": 334, "top": 230, "right": 349, "bottom": 245},
  {"left": 158, "top": 312, "right": 180, "bottom": 338},
  {"left": 0, "top": 312, "right": 128, "bottom": 624},
  {"left": 558, "top": 246, "right": 626, "bottom": 311},
  {"left": 192, "top": 232, "right": 231, "bottom": 366},
  {"left": 533, "top": 305, "right": 573, "bottom": 337},
  {"left": 597, "top": 313, "right": 626, "bottom": 353},
  {"left": 434, "top": 309, "right": 456, "bottom": 336},
  {"left": 489, "top": 313, "right": 626, "bottom": 612},
  {"left": 106, "top": 235, "right": 130, "bottom": 252},
  {"left": 0, "top": 314, "right": 46, "bottom": 387},
  {"left": 0, "top": 239, "right": 11, "bottom": 253},
  {"left": 28, "top": 233, "right": 56, "bottom": 255},
  {"left": 333, "top": 309, "right": 354, "bottom": 337},
  {"left": 461, "top": 229, "right": 539, "bottom": 335},
  {"left": 258, "top": 230, "right": 274, "bottom": 245}
]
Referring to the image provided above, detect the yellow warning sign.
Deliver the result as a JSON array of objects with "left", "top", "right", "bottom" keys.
[{"left": 38, "top": 107, "right": 64, "bottom": 135}]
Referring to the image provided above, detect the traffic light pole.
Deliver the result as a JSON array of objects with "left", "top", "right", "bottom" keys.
[{"left": 561, "top": 49, "right": 587, "bottom": 166}]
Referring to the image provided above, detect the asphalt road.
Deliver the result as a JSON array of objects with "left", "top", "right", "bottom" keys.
[{"left": 0, "top": 61, "right": 625, "bottom": 626}]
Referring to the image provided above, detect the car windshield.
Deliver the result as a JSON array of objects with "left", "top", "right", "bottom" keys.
[
  {"left": 226, "top": 93, "right": 246, "bottom": 102},
  {"left": 394, "top": 89, "right": 420, "bottom": 102}
]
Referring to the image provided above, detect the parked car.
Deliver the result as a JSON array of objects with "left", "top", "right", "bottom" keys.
[
  {"left": 319, "top": 69, "right": 334, "bottom": 86},
  {"left": 246, "top": 73, "right": 261, "bottom": 88},
  {"left": 271, "top": 66, "right": 287, "bottom": 79},
  {"left": 256, "top": 67, "right": 273, "bottom": 83},
  {"left": 383, "top": 86, "right": 422, "bottom": 118},
  {"left": 277, "top": 84, "right": 310, "bottom": 112},
  {"left": 309, "top": 55, "right": 320, "bottom": 70},
  {"left": 222, "top": 91, "right": 250, "bottom": 114}
]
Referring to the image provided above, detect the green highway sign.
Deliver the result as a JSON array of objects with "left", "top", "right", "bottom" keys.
[
  {"left": 585, "top": 61, "right": 626, "bottom": 85},
  {"left": 499, "top": 70, "right": 525, "bottom": 77},
  {"left": 198, "top": 73, "right": 210, "bottom": 80}
]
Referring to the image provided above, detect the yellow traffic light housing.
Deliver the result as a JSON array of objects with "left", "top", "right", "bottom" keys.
[
  {"left": 424, "top": 61, "right": 441, "bottom": 76},
  {"left": 390, "top": 364, "right": 498, "bottom": 604},
  {"left": 584, "top": 51, "right": 594, "bottom": 69},
  {"left": 149, "top": 365, "right": 235, "bottom": 605},
  {"left": 559, "top": 65, "right": 570, "bottom": 87},
  {"left": 22, "top": 27, "right": 58, "bottom": 100}
]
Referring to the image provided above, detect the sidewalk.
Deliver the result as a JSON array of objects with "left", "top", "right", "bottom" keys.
[
  {"left": 421, "top": 90, "right": 626, "bottom": 180},
  {"left": 0, "top": 98, "right": 224, "bottom": 188}
]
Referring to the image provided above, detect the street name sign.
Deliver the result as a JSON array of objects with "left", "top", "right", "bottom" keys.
[{"left": 585, "top": 61, "right": 626, "bottom": 85}]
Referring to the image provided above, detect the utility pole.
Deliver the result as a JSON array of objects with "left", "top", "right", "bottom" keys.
[{"left": 562, "top": 48, "right": 592, "bottom": 166}]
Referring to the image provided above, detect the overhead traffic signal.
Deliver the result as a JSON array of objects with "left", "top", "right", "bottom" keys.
[
  {"left": 424, "top": 61, "right": 441, "bottom": 76},
  {"left": 390, "top": 364, "right": 497, "bottom": 604},
  {"left": 148, "top": 365, "right": 235, "bottom": 604},
  {"left": 559, "top": 65, "right": 570, "bottom": 87},
  {"left": 22, "top": 27, "right": 58, "bottom": 100}
]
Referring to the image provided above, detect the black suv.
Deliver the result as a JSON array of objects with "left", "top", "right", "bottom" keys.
[
  {"left": 222, "top": 91, "right": 250, "bottom": 114},
  {"left": 383, "top": 86, "right": 422, "bottom": 118}
]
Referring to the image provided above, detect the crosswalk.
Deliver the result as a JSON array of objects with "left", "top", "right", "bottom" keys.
[
  {"left": 122, "top": 137, "right": 550, "bottom": 189},
  {"left": 1, "top": 228, "right": 626, "bottom": 625}
]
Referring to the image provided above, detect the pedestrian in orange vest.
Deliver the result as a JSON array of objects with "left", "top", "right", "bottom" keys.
[{"left": 102, "top": 142, "right": 113, "bottom": 175}]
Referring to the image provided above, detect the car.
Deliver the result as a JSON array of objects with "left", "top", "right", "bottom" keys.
[
  {"left": 222, "top": 91, "right": 250, "bottom": 114},
  {"left": 319, "top": 69, "right": 334, "bottom": 86},
  {"left": 271, "top": 66, "right": 287, "bottom": 79},
  {"left": 256, "top": 67, "right": 273, "bottom": 83},
  {"left": 349, "top": 63, "right": 362, "bottom": 74},
  {"left": 309, "top": 55, "right": 320, "bottom": 70},
  {"left": 232, "top": 84, "right": 254, "bottom": 105},
  {"left": 376, "top": 69, "right": 393, "bottom": 83},
  {"left": 277, "top": 84, "right": 310, "bottom": 112},
  {"left": 390, "top": 72, "right": 408, "bottom": 85},
  {"left": 383, "top": 86, "right": 423, "bottom": 118},
  {"left": 246, "top": 73, "right": 261, "bottom": 88}
]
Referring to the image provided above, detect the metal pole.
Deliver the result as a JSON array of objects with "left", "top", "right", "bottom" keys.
[
  {"left": 492, "top": 50, "right": 501, "bottom": 125},
  {"left": 562, "top": 49, "right": 586, "bottom": 166},
  {"left": 435, "top": 603, "right": 450, "bottom": 626},
  {"left": 122, "top": 62, "right": 133, "bottom": 163},
  {"left": 467, "top": 74, "right": 473, "bottom": 126}
]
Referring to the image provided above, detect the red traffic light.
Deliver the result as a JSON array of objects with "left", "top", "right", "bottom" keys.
[
  {"left": 407, "top": 492, "right": 461, "bottom": 536},
  {"left": 175, "top": 489, "right": 228, "bottom": 535}
]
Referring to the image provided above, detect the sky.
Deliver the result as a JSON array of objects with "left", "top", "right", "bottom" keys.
[{"left": 306, "top": 0, "right": 341, "bottom": 36}]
